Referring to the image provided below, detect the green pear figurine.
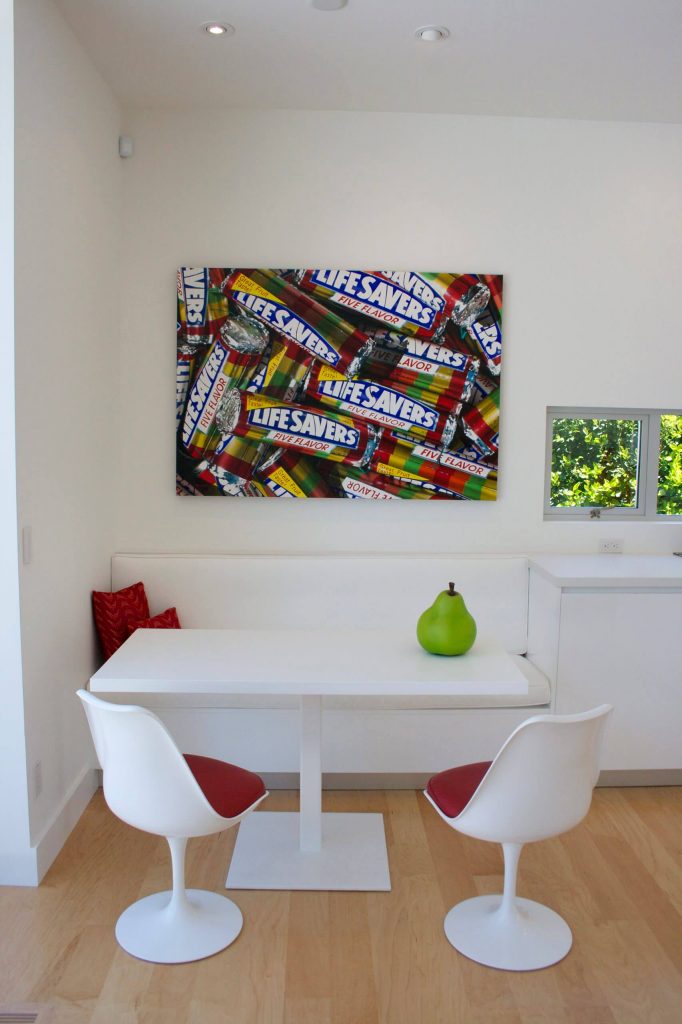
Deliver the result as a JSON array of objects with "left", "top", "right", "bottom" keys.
[{"left": 417, "top": 581, "right": 477, "bottom": 656}]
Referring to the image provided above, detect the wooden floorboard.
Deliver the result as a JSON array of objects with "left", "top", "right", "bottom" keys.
[{"left": 1, "top": 787, "right": 680, "bottom": 1024}]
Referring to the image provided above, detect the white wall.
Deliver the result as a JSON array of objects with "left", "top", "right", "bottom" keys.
[
  {"left": 118, "top": 109, "right": 682, "bottom": 556},
  {"left": 13, "top": 0, "right": 122, "bottom": 873},
  {"left": 0, "top": 0, "right": 33, "bottom": 884}
]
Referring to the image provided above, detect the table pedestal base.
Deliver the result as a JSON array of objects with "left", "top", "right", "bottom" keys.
[{"left": 225, "top": 812, "right": 391, "bottom": 891}]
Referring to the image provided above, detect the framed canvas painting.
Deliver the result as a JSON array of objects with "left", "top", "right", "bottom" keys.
[{"left": 176, "top": 269, "right": 501, "bottom": 499}]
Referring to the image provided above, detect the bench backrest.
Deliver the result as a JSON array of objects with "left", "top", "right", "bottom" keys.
[{"left": 112, "top": 554, "right": 530, "bottom": 655}]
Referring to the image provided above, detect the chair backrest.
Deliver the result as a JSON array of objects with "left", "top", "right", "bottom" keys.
[
  {"left": 454, "top": 705, "right": 612, "bottom": 844},
  {"left": 77, "top": 690, "right": 227, "bottom": 838}
]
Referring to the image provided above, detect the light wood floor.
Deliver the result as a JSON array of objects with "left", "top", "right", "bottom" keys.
[{"left": 1, "top": 787, "right": 681, "bottom": 1024}]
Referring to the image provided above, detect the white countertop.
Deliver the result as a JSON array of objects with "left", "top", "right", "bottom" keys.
[
  {"left": 530, "top": 555, "right": 682, "bottom": 588},
  {"left": 90, "top": 628, "right": 528, "bottom": 697}
]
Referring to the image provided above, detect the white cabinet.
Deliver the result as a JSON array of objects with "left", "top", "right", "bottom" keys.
[
  {"left": 555, "top": 591, "right": 682, "bottom": 770},
  {"left": 530, "top": 557, "right": 682, "bottom": 773}
]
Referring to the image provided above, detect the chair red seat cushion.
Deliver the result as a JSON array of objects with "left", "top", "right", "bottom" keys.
[
  {"left": 184, "top": 754, "right": 266, "bottom": 819},
  {"left": 426, "top": 761, "right": 493, "bottom": 818}
]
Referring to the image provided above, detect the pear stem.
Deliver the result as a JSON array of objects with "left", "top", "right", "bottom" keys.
[{"left": 448, "top": 581, "right": 456, "bottom": 596}]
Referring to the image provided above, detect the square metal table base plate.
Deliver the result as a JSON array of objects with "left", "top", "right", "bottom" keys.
[{"left": 225, "top": 811, "right": 391, "bottom": 891}]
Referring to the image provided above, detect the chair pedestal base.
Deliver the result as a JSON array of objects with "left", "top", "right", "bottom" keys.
[
  {"left": 444, "top": 895, "right": 572, "bottom": 971},
  {"left": 115, "top": 889, "right": 243, "bottom": 964}
]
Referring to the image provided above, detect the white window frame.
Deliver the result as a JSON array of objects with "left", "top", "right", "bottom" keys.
[{"left": 544, "top": 407, "right": 682, "bottom": 521}]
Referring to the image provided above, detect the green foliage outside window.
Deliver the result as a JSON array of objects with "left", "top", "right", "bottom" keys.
[
  {"left": 657, "top": 415, "right": 682, "bottom": 514},
  {"left": 550, "top": 418, "right": 639, "bottom": 509},
  {"left": 550, "top": 415, "right": 682, "bottom": 514}
]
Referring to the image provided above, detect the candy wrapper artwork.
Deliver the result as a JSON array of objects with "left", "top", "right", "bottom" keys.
[{"left": 176, "top": 268, "right": 502, "bottom": 500}]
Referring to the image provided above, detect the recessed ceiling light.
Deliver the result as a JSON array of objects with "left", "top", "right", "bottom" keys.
[
  {"left": 310, "top": 0, "right": 348, "bottom": 10},
  {"left": 202, "top": 22, "right": 235, "bottom": 37},
  {"left": 415, "top": 25, "right": 449, "bottom": 43}
]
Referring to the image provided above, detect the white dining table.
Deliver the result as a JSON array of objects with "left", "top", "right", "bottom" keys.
[{"left": 90, "top": 628, "right": 528, "bottom": 892}]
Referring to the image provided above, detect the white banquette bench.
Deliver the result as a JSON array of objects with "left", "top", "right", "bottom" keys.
[{"left": 109, "top": 553, "right": 554, "bottom": 784}]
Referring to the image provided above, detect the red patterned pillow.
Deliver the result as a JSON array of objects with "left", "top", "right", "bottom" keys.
[
  {"left": 92, "top": 582, "right": 149, "bottom": 660},
  {"left": 127, "top": 607, "right": 181, "bottom": 637}
]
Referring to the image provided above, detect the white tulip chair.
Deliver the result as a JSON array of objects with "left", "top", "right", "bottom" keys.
[
  {"left": 424, "top": 705, "right": 612, "bottom": 971},
  {"left": 77, "top": 689, "right": 268, "bottom": 964}
]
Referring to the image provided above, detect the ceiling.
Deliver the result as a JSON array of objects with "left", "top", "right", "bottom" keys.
[{"left": 53, "top": 0, "right": 682, "bottom": 123}]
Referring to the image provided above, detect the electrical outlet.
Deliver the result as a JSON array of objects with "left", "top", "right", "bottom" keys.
[
  {"left": 599, "top": 539, "right": 624, "bottom": 554},
  {"left": 33, "top": 760, "right": 43, "bottom": 798}
]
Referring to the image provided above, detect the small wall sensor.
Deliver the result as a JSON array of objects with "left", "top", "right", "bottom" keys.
[{"left": 118, "top": 136, "right": 134, "bottom": 159}]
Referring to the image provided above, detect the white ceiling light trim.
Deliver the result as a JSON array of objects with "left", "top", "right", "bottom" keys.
[
  {"left": 415, "top": 25, "right": 449, "bottom": 43},
  {"left": 201, "top": 22, "right": 235, "bottom": 36}
]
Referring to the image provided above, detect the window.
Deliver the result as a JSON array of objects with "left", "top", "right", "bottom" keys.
[{"left": 545, "top": 409, "right": 682, "bottom": 520}]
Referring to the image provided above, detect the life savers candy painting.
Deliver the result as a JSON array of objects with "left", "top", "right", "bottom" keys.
[{"left": 176, "top": 268, "right": 502, "bottom": 500}]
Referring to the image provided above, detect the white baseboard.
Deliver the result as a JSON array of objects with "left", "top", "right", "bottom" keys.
[
  {"left": 34, "top": 765, "right": 99, "bottom": 883},
  {"left": 597, "top": 769, "right": 682, "bottom": 787},
  {"left": 262, "top": 769, "right": 682, "bottom": 790}
]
